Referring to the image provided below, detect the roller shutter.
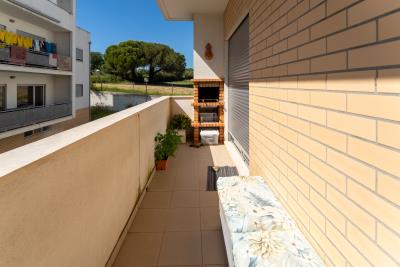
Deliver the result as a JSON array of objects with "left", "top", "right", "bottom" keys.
[{"left": 228, "top": 16, "right": 250, "bottom": 164}]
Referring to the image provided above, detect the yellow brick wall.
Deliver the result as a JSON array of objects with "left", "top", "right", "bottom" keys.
[
  {"left": 0, "top": 108, "right": 90, "bottom": 154},
  {"left": 225, "top": 0, "right": 400, "bottom": 266}
]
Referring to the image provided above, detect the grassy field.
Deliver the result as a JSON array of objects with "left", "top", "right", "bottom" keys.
[{"left": 92, "top": 82, "right": 194, "bottom": 96}]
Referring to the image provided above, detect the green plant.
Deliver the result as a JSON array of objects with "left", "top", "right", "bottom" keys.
[
  {"left": 169, "top": 114, "right": 192, "bottom": 130},
  {"left": 154, "top": 129, "right": 181, "bottom": 161},
  {"left": 90, "top": 105, "right": 115, "bottom": 121}
]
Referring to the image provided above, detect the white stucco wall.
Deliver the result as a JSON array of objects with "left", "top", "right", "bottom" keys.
[
  {"left": 0, "top": 72, "right": 71, "bottom": 109},
  {"left": 9, "top": 0, "right": 75, "bottom": 31},
  {"left": 0, "top": 9, "right": 56, "bottom": 42},
  {"left": 74, "top": 27, "right": 90, "bottom": 110},
  {"left": 193, "top": 14, "right": 224, "bottom": 79}
]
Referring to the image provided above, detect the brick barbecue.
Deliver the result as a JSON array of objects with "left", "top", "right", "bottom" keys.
[{"left": 192, "top": 79, "right": 225, "bottom": 145}]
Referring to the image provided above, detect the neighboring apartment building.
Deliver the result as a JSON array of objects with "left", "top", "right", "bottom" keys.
[
  {"left": 158, "top": 1, "right": 400, "bottom": 267},
  {"left": 0, "top": 0, "right": 90, "bottom": 153}
]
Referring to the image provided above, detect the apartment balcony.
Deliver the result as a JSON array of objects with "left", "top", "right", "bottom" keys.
[
  {"left": 112, "top": 144, "right": 234, "bottom": 267},
  {"left": 0, "top": 96, "right": 241, "bottom": 266},
  {"left": 0, "top": 102, "right": 72, "bottom": 132},
  {"left": 49, "top": 0, "right": 72, "bottom": 14},
  {"left": 0, "top": 47, "right": 72, "bottom": 73}
]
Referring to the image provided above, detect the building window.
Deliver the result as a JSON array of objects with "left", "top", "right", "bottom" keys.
[
  {"left": 16, "top": 30, "right": 45, "bottom": 41},
  {"left": 76, "top": 48, "right": 83, "bottom": 61},
  {"left": 24, "top": 130, "right": 33, "bottom": 137},
  {"left": 0, "top": 85, "right": 6, "bottom": 111},
  {"left": 76, "top": 84, "right": 84, "bottom": 97},
  {"left": 17, "top": 85, "right": 45, "bottom": 108}
]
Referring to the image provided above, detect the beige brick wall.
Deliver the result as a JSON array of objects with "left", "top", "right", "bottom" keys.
[
  {"left": 0, "top": 108, "right": 90, "bottom": 154},
  {"left": 225, "top": 0, "right": 400, "bottom": 266}
]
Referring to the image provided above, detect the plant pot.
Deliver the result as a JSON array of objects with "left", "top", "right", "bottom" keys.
[
  {"left": 156, "top": 159, "right": 168, "bottom": 171},
  {"left": 177, "top": 129, "right": 186, "bottom": 143}
]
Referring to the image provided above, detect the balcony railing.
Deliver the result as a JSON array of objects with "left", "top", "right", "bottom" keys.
[
  {"left": 0, "top": 102, "right": 72, "bottom": 132},
  {"left": 0, "top": 47, "right": 72, "bottom": 71},
  {"left": 56, "top": 0, "right": 72, "bottom": 13}
]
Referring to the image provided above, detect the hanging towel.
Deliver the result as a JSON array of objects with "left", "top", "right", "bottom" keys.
[
  {"left": 10, "top": 46, "right": 26, "bottom": 64},
  {"left": 0, "top": 30, "right": 6, "bottom": 43},
  {"left": 44, "top": 41, "right": 51, "bottom": 53},
  {"left": 49, "top": 53, "right": 58, "bottom": 67},
  {"left": 23, "top": 37, "right": 33, "bottom": 49},
  {"left": 33, "top": 39, "right": 40, "bottom": 52}
]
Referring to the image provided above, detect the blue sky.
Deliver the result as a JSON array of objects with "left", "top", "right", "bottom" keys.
[{"left": 76, "top": 0, "right": 194, "bottom": 67}]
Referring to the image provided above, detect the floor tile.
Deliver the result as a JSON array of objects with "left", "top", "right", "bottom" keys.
[
  {"left": 148, "top": 176, "right": 175, "bottom": 192},
  {"left": 200, "top": 207, "right": 221, "bottom": 230},
  {"left": 112, "top": 233, "right": 162, "bottom": 267},
  {"left": 200, "top": 191, "right": 219, "bottom": 207},
  {"left": 202, "top": 231, "right": 228, "bottom": 265},
  {"left": 171, "top": 191, "right": 199, "bottom": 207},
  {"left": 129, "top": 209, "right": 168, "bottom": 233},
  {"left": 165, "top": 208, "right": 200, "bottom": 231},
  {"left": 141, "top": 192, "right": 172, "bottom": 209},
  {"left": 174, "top": 177, "right": 200, "bottom": 191},
  {"left": 158, "top": 232, "right": 202, "bottom": 266},
  {"left": 113, "top": 145, "right": 233, "bottom": 267}
]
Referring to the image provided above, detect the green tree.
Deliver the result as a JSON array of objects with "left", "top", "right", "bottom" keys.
[
  {"left": 104, "top": 41, "right": 145, "bottom": 81},
  {"left": 143, "top": 42, "right": 186, "bottom": 82},
  {"left": 90, "top": 52, "right": 104, "bottom": 73},
  {"left": 103, "top": 41, "right": 186, "bottom": 82},
  {"left": 183, "top": 68, "right": 193, "bottom": 80}
]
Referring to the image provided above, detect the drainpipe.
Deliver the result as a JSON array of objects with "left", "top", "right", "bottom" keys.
[{"left": 89, "top": 39, "right": 91, "bottom": 121}]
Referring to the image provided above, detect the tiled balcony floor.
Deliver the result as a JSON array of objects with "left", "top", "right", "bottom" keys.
[{"left": 113, "top": 144, "right": 235, "bottom": 267}]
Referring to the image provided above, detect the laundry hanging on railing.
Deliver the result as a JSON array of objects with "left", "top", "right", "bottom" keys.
[{"left": 0, "top": 30, "right": 57, "bottom": 53}]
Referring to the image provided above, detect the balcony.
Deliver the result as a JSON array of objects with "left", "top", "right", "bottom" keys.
[
  {"left": 1, "top": 0, "right": 74, "bottom": 30},
  {"left": 0, "top": 96, "right": 241, "bottom": 266},
  {"left": 112, "top": 144, "right": 234, "bottom": 267},
  {"left": 0, "top": 102, "right": 72, "bottom": 132},
  {"left": 0, "top": 46, "right": 72, "bottom": 72},
  {"left": 52, "top": 0, "right": 72, "bottom": 14}
]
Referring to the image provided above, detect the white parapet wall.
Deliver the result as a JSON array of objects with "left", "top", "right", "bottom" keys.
[{"left": 0, "top": 97, "right": 171, "bottom": 266}]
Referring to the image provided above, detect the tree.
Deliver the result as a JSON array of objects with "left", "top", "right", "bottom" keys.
[
  {"left": 90, "top": 52, "right": 104, "bottom": 73},
  {"left": 103, "top": 41, "right": 186, "bottom": 82},
  {"left": 183, "top": 68, "right": 193, "bottom": 80},
  {"left": 143, "top": 42, "right": 186, "bottom": 82},
  {"left": 104, "top": 41, "right": 145, "bottom": 81}
]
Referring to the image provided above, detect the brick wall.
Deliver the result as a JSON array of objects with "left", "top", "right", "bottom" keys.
[
  {"left": 0, "top": 108, "right": 90, "bottom": 154},
  {"left": 225, "top": 0, "right": 400, "bottom": 266}
]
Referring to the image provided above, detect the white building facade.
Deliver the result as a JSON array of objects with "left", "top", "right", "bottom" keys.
[{"left": 0, "top": 0, "right": 90, "bottom": 153}]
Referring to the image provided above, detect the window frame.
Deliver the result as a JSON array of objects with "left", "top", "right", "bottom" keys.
[
  {"left": 76, "top": 48, "right": 84, "bottom": 61},
  {"left": 0, "top": 85, "right": 6, "bottom": 111},
  {"left": 17, "top": 84, "right": 46, "bottom": 109},
  {"left": 75, "top": 84, "right": 84, "bottom": 97}
]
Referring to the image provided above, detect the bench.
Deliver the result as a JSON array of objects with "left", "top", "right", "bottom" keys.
[{"left": 217, "top": 176, "right": 325, "bottom": 267}]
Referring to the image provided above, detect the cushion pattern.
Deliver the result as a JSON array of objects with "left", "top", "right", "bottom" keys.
[{"left": 217, "top": 176, "right": 324, "bottom": 267}]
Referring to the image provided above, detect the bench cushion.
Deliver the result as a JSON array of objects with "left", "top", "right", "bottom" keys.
[{"left": 217, "top": 176, "right": 324, "bottom": 267}]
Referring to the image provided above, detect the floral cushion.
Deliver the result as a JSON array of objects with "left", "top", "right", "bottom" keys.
[{"left": 217, "top": 176, "right": 324, "bottom": 267}]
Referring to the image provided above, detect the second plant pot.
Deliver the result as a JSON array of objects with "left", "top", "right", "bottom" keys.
[{"left": 155, "top": 159, "right": 168, "bottom": 171}]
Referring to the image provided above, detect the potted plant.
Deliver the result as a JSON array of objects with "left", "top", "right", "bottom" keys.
[
  {"left": 154, "top": 129, "right": 181, "bottom": 171},
  {"left": 169, "top": 114, "right": 192, "bottom": 143}
]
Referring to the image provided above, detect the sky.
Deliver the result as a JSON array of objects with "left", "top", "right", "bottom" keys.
[{"left": 76, "top": 0, "right": 194, "bottom": 67}]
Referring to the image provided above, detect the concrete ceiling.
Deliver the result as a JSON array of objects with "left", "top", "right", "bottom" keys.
[{"left": 157, "top": 0, "right": 229, "bottom": 21}]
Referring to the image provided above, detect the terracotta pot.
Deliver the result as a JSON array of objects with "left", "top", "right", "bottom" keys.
[{"left": 156, "top": 159, "right": 168, "bottom": 171}]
